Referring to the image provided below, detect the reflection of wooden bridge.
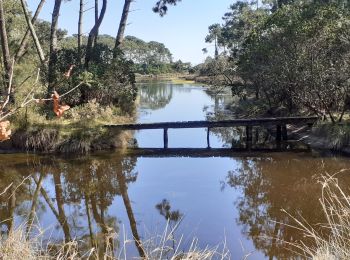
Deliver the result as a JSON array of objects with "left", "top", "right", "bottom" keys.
[
  {"left": 122, "top": 147, "right": 311, "bottom": 158},
  {"left": 105, "top": 116, "right": 318, "bottom": 149}
]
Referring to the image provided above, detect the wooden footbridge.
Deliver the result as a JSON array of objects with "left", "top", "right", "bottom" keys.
[{"left": 105, "top": 116, "right": 318, "bottom": 150}]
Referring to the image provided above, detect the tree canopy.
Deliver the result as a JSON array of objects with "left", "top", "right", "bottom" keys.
[{"left": 201, "top": 0, "right": 350, "bottom": 122}]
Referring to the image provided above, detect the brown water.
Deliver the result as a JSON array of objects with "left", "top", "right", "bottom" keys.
[{"left": 1, "top": 82, "right": 350, "bottom": 259}]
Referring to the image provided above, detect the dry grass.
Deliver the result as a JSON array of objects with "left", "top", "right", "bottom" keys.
[
  {"left": 120, "top": 222, "right": 230, "bottom": 260},
  {"left": 0, "top": 227, "right": 38, "bottom": 260},
  {"left": 286, "top": 173, "right": 350, "bottom": 259},
  {"left": 0, "top": 221, "right": 230, "bottom": 260},
  {"left": 0, "top": 226, "right": 85, "bottom": 260}
]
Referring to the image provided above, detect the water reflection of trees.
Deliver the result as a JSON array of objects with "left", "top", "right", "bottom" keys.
[
  {"left": 223, "top": 155, "right": 350, "bottom": 259},
  {"left": 204, "top": 92, "right": 247, "bottom": 147},
  {"left": 139, "top": 83, "right": 173, "bottom": 110},
  {"left": 0, "top": 156, "right": 38, "bottom": 235},
  {"left": 0, "top": 154, "right": 145, "bottom": 258},
  {"left": 205, "top": 92, "right": 291, "bottom": 148},
  {"left": 156, "top": 199, "right": 182, "bottom": 225},
  {"left": 155, "top": 199, "right": 183, "bottom": 254}
]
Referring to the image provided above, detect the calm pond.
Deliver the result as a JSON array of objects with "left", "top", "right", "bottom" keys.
[{"left": 1, "top": 81, "right": 350, "bottom": 259}]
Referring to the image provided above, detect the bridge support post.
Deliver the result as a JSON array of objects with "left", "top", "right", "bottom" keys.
[
  {"left": 276, "top": 125, "right": 282, "bottom": 142},
  {"left": 282, "top": 125, "right": 288, "bottom": 141},
  {"left": 163, "top": 128, "right": 168, "bottom": 149},
  {"left": 246, "top": 125, "right": 252, "bottom": 149},
  {"left": 255, "top": 127, "right": 259, "bottom": 143},
  {"left": 207, "top": 127, "right": 211, "bottom": 149}
]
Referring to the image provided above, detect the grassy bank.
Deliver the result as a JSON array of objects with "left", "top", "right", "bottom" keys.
[
  {"left": 311, "top": 122, "right": 350, "bottom": 153},
  {"left": 283, "top": 121, "right": 350, "bottom": 155},
  {"left": 178, "top": 74, "right": 221, "bottom": 86},
  {"left": 1, "top": 100, "right": 136, "bottom": 154},
  {"left": 135, "top": 73, "right": 187, "bottom": 82}
]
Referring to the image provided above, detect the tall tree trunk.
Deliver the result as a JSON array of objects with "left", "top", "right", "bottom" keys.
[
  {"left": 0, "top": 0, "right": 12, "bottom": 90},
  {"left": 26, "top": 173, "right": 44, "bottom": 239},
  {"left": 33, "top": 175, "right": 60, "bottom": 220},
  {"left": 78, "top": 0, "right": 84, "bottom": 65},
  {"left": 48, "top": 0, "right": 62, "bottom": 94},
  {"left": 214, "top": 36, "right": 218, "bottom": 59},
  {"left": 84, "top": 193, "right": 96, "bottom": 248},
  {"left": 269, "top": 219, "right": 281, "bottom": 260},
  {"left": 85, "top": 0, "right": 107, "bottom": 69},
  {"left": 19, "top": 0, "right": 46, "bottom": 64},
  {"left": 94, "top": 0, "right": 99, "bottom": 46},
  {"left": 90, "top": 195, "right": 114, "bottom": 257},
  {"left": 6, "top": 185, "right": 16, "bottom": 234},
  {"left": 35, "top": 175, "right": 76, "bottom": 245},
  {"left": 53, "top": 172, "right": 72, "bottom": 242},
  {"left": 90, "top": 195, "right": 108, "bottom": 234},
  {"left": 114, "top": 0, "right": 132, "bottom": 51},
  {"left": 15, "top": 0, "right": 45, "bottom": 62},
  {"left": 116, "top": 168, "right": 146, "bottom": 258}
]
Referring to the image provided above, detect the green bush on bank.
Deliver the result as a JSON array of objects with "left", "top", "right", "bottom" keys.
[
  {"left": 313, "top": 122, "right": 350, "bottom": 151},
  {"left": 6, "top": 41, "right": 138, "bottom": 154},
  {"left": 8, "top": 96, "right": 136, "bottom": 154}
]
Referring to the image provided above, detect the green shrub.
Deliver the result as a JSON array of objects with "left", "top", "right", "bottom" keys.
[
  {"left": 313, "top": 122, "right": 350, "bottom": 150},
  {"left": 42, "top": 44, "right": 137, "bottom": 114},
  {"left": 64, "top": 99, "right": 121, "bottom": 124}
]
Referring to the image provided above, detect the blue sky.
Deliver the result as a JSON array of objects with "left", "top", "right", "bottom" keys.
[{"left": 28, "top": 0, "right": 233, "bottom": 65}]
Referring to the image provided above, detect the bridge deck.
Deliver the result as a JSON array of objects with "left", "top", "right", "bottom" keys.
[
  {"left": 105, "top": 116, "right": 317, "bottom": 130},
  {"left": 105, "top": 116, "right": 318, "bottom": 149}
]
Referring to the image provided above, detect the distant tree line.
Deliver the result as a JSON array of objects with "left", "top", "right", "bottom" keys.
[
  {"left": 121, "top": 36, "right": 191, "bottom": 75},
  {"left": 62, "top": 34, "right": 191, "bottom": 75}
]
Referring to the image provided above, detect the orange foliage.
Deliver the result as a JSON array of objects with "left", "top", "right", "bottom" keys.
[
  {"left": 0, "top": 121, "right": 11, "bottom": 141},
  {"left": 52, "top": 91, "right": 70, "bottom": 117}
]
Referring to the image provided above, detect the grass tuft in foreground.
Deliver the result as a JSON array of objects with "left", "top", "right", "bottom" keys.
[
  {"left": 0, "top": 221, "right": 230, "bottom": 260},
  {"left": 287, "top": 173, "right": 350, "bottom": 259}
]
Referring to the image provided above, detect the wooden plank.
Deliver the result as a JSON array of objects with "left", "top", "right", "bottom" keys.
[
  {"left": 255, "top": 127, "right": 259, "bottom": 143},
  {"left": 207, "top": 127, "right": 210, "bottom": 148},
  {"left": 282, "top": 125, "right": 288, "bottom": 141},
  {"left": 163, "top": 128, "right": 168, "bottom": 149},
  {"left": 105, "top": 116, "right": 318, "bottom": 130},
  {"left": 246, "top": 125, "right": 252, "bottom": 149},
  {"left": 246, "top": 126, "right": 252, "bottom": 141},
  {"left": 276, "top": 125, "right": 282, "bottom": 142}
]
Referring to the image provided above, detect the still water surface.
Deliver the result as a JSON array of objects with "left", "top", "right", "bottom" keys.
[{"left": 1, "top": 81, "right": 350, "bottom": 259}]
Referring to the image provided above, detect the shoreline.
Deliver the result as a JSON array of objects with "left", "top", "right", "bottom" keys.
[
  {"left": 0, "top": 77, "right": 348, "bottom": 157},
  {"left": 0, "top": 123, "right": 138, "bottom": 154},
  {"left": 1, "top": 123, "right": 349, "bottom": 157},
  {"left": 289, "top": 124, "right": 350, "bottom": 156}
]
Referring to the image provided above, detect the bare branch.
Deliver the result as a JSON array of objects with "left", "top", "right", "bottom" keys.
[
  {"left": 1, "top": 58, "right": 15, "bottom": 111},
  {"left": 0, "top": 81, "right": 84, "bottom": 122}
]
